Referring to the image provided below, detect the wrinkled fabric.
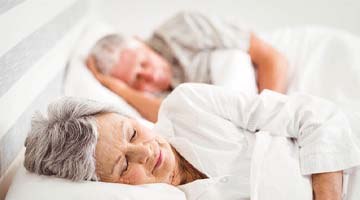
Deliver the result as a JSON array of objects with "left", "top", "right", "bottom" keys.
[
  {"left": 153, "top": 83, "right": 360, "bottom": 200},
  {"left": 147, "top": 12, "right": 250, "bottom": 88}
]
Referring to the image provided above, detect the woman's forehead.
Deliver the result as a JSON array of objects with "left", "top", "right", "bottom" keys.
[
  {"left": 96, "top": 112, "right": 128, "bottom": 123},
  {"left": 96, "top": 113, "right": 130, "bottom": 137}
]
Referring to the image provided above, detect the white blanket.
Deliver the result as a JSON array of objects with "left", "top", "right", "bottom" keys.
[
  {"left": 211, "top": 26, "right": 360, "bottom": 199},
  {"left": 212, "top": 26, "right": 360, "bottom": 144},
  {"left": 262, "top": 27, "right": 360, "bottom": 109},
  {"left": 261, "top": 26, "right": 360, "bottom": 166}
]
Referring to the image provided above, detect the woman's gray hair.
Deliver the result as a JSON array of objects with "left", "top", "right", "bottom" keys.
[
  {"left": 24, "top": 97, "right": 121, "bottom": 181},
  {"left": 90, "top": 34, "right": 140, "bottom": 75}
]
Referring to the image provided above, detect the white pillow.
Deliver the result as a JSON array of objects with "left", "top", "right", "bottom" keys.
[
  {"left": 5, "top": 166, "right": 185, "bottom": 200},
  {"left": 210, "top": 49, "right": 258, "bottom": 96},
  {"left": 64, "top": 56, "right": 142, "bottom": 118},
  {"left": 69, "top": 20, "right": 115, "bottom": 61}
]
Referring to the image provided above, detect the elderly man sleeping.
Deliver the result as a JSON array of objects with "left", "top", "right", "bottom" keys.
[
  {"left": 85, "top": 11, "right": 289, "bottom": 123},
  {"left": 24, "top": 83, "right": 360, "bottom": 200}
]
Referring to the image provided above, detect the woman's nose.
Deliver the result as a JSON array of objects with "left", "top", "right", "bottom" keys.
[{"left": 126, "top": 144, "right": 152, "bottom": 164}]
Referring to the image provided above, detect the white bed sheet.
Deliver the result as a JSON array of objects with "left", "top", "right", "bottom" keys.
[{"left": 7, "top": 24, "right": 360, "bottom": 200}]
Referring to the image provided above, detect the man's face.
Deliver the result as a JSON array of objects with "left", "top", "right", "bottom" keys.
[
  {"left": 110, "top": 43, "right": 172, "bottom": 93},
  {"left": 95, "top": 113, "right": 178, "bottom": 185}
]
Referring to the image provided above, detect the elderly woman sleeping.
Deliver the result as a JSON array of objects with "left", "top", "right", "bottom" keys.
[{"left": 24, "top": 83, "right": 360, "bottom": 200}]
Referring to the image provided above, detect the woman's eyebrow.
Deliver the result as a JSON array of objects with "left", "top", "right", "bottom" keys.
[{"left": 121, "top": 120, "right": 133, "bottom": 141}]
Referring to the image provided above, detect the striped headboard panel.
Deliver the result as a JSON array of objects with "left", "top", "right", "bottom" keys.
[{"left": 0, "top": 0, "right": 89, "bottom": 198}]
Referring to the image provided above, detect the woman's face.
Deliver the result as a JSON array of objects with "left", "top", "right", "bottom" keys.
[{"left": 94, "top": 113, "right": 177, "bottom": 185}]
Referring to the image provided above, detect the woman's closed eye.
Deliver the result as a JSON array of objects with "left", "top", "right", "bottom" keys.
[
  {"left": 121, "top": 129, "right": 137, "bottom": 176},
  {"left": 130, "top": 128, "right": 137, "bottom": 142}
]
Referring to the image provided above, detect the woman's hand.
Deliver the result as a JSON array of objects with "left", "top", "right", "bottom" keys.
[
  {"left": 312, "top": 171, "right": 343, "bottom": 200},
  {"left": 85, "top": 56, "right": 127, "bottom": 92}
]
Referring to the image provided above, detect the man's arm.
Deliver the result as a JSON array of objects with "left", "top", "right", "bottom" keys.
[
  {"left": 249, "top": 33, "right": 288, "bottom": 93},
  {"left": 86, "top": 57, "right": 162, "bottom": 122},
  {"left": 102, "top": 79, "right": 162, "bottom": 123}
]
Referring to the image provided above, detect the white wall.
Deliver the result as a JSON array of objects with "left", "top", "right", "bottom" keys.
[
  {"left": 89, "top": 0, "right": 360, "bottom": 37},
  {"left": 0, "top": 0, "right": 88, "bottom": 199}
]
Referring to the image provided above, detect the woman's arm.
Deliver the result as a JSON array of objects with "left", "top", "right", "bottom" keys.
[
  {"left": 312, "top": 171, "right": 343, "bottom": 200},
  {"left": 249, "top": 33, "right": 288, "bottom": 93},
  {"left": 165, "top": 83, "right": 360, "bottom": 175},
  {"left": 86, "top": 57, "right": 162, "bottom": 122},
  {"left": 163, "top": 83, "right": 359, "bottom": 198}
]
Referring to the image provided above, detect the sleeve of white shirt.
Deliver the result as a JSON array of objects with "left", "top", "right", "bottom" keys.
[{"left": 162, "top": 83, "right": 360, "bottom": 175}]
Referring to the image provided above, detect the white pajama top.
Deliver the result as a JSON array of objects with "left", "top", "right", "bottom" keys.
[{"left": 153, "top": 83, "right": 360, "bottom": 200}]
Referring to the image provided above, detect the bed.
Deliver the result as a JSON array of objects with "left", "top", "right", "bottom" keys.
[{"left": 1, "top": 0, "right": 360, "bottom": 199}]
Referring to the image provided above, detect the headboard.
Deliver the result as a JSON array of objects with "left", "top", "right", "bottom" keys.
[{"left": 0, "top": 0, "right": 89, "bottom": 199}]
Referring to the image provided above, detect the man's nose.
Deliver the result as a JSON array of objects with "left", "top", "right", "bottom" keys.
[
  {"left": 138, "top": 69, "right": 155, "bottom": 82},
  {"left": 126, "top": 143, "right": 152, "bottom": 164}
]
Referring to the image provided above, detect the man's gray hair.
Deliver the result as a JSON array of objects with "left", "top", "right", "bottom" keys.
[
  {"left": 24, "top": 97, "right": 121, "bottom": 181},
  {"left": 90, "top": 34, "right": 140, "bottom": 75}
]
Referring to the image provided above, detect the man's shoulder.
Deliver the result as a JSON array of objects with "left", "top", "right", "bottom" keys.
[
  {"left": 168, "top": 11, "right": 203, "bottom": 20},
  {"left": 153, "top": 11, "right": 207, "bottom": 33}
]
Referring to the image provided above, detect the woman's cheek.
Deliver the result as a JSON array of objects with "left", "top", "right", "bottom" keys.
[
  {"left": 127, "top": 167, "right": 149, "bottom": 185},
  {"left": 157, "top": 150, "right": 172, "bottom": 178}
]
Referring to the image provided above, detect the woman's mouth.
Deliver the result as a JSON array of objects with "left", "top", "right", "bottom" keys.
[{"left": 153, "top": 150, "right": 163, "bottom": 171}]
